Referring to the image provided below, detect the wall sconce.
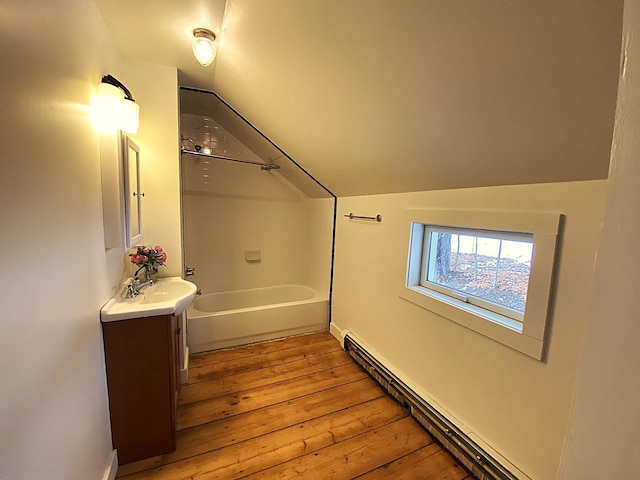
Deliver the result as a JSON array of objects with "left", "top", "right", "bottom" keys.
[
  {"left": 91, "top": 75, "right": 139, "bottom": 134},
  {"left": 192, "top": 28, "right": 217, "bottom": 67}
]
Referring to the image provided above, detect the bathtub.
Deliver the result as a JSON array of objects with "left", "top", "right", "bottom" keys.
[{"left": 187, "top": 285, "right": 328, "bottom": 353}]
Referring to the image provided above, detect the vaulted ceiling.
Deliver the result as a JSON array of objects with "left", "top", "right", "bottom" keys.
[{"left": 95, "top": 0, "right": 624, "bottom": 196}]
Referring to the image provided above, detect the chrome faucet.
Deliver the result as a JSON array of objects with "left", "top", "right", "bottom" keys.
[{"left": 125, "top": 277, "right": 155, "bottom": 298}]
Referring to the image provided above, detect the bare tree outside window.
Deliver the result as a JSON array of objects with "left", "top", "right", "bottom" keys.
[
  {"left": 435, "top": 232, "right": 451, "bottom": 277},
  {"left": 426, "top": 229, "right": 533, "bottom": 313}
]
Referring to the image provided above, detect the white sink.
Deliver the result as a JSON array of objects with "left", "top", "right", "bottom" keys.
[{"left": 101, "top": 277, "right": 197, "bottom": 322}]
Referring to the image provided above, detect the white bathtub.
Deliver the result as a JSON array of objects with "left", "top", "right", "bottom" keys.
[{"left": 187, "top": 285, "right": 328, "bottom": 353}]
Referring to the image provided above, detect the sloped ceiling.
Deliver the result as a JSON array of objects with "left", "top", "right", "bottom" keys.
[{"left": 95, "top": 0, "right": 624, "bottom": 197}]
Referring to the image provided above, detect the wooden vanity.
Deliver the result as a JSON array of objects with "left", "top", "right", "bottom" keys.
[{"left": 102, "top": 314, "right": 180, "bottom": 465}]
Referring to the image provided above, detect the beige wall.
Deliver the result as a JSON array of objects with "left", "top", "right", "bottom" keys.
[
  {"left": 0, "top": 0, "right": 121, "bottom": 478},
  {"left": 183, "top": 157, "right": 334, "bottom": 294},
  {"left": 330, "top": 180, "right": 607, "bottom": 479},
  {"left": 559, "top": 0, "right": 640, "bottom": 477},
  {"left": 121, "top": 60, "right": 182, "bottom": 278}
]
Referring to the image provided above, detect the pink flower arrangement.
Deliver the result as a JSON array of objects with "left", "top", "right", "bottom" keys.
[{"left": 130, "top": 245, "right": 167, "bottom": 279}]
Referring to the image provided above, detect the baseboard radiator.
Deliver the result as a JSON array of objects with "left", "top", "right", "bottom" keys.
[{"left": 344, "top": 334, "right": 519, "bottom": 480}]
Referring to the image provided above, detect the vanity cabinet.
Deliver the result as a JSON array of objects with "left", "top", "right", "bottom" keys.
[{"left": 102, "top": 314, "right": 180, "bottom": 465}]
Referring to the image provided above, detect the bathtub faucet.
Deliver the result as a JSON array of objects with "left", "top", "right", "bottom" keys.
[{"left": 125, "top": 278, "right": 155, "bottom": 298}]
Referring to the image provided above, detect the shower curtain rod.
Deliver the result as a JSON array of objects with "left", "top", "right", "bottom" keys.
[{"left": 181, "top": 149, "right": 280, "bottom": 171}]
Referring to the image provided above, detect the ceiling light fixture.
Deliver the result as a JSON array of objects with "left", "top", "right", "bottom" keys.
[
  {"left": 91, "top": 75, "right": 139, "bottom": 134},
  {"left": 192, "top": 28, "right": 217, "bottom": 67}
]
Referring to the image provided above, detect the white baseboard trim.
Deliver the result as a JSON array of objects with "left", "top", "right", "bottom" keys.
[
  {"left": 102, "top": 450, "right": 118, "bottom": 480},
  {"left": 329, "top": 323, "right": 348, "bottom": 346}
]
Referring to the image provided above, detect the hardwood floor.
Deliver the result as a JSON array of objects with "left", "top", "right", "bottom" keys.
[{"left": 116, "top": 331, "right": 472, "bottom": 479}]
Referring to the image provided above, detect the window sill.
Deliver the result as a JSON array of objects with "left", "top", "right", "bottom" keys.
[
  {"left": 407, "top": 285, "right": 523, "bottom": 333},
  {"left": 400, "top": 285, "right": 543, "bottom": 359}
]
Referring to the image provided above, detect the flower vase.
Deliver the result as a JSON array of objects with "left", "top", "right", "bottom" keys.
[{"left": 141, "top": 266, "right": 158, "bottom": 283}]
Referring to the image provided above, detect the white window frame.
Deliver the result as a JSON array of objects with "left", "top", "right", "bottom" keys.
[{"left": 401, "top": 209, "right": 561, "bottom": 360}]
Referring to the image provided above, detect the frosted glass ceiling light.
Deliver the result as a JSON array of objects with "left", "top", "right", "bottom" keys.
[
  {"left": 91, "top": 75, "right": 140, "bottom": 134},
  {"left": 192, "top": 28, "right": 217, "bottom": 67}
]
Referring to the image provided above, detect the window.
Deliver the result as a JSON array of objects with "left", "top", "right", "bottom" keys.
[
  {"left": 422, "top": 226, "right": 533, "bottom": 324},
  {"left": 402, "top": 209, "right": 561, "bottom": 360}
]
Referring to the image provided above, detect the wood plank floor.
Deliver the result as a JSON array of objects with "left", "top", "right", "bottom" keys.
[{"left": 117, "top": 331, "right": 472, "bottom": 480}]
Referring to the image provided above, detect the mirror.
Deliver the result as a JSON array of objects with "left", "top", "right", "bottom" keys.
[{"left": 123, "top": 135, "right": 143, "bottom": 247}]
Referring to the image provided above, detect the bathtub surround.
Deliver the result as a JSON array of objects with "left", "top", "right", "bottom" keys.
[
  {"left": 182, "top": 159, "right": 334, "bottom": 295},
  {"left": 180, "top": 90, "right": 334, "bottom": 306},
  {"left": 180, "top": 94, "right": 335, "bottom": 350},
  {"left": 179, "top": 88, "right": 335, "bottom": 351}
]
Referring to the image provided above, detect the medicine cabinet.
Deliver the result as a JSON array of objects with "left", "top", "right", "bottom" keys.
[{"left": 123, "top": 135, "right": 143, "bottom": 248}]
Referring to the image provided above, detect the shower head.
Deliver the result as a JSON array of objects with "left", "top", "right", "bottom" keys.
[{"left": 181, "top": 136, "right": 202, "bottom": 152}]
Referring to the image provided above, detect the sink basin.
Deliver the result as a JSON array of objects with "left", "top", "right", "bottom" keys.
[{"left": 101, "top": 277, "right": 197, "bottom": 322}]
